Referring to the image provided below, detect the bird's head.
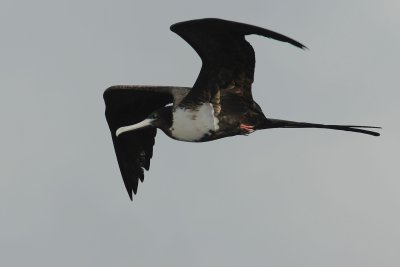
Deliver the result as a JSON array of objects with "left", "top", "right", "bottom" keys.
[{"left": 116, "top": 106, "right": 173, "bottom": 137}]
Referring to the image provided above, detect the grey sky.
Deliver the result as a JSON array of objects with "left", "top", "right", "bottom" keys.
[{"left": 1, "top": 0, "right": 399, "bottom": 266}]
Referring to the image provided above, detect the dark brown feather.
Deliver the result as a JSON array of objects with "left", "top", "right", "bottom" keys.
[
  {"left": 171, "top": 18, "right": 307, "bottom": 107},
  {"left": 103, "top": 86, "right": 174, "bottom": 199}
]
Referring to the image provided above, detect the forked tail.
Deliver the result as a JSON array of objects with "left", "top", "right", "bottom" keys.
[{"left": 261, "top": 118, "right": 381, "bottom": 136}]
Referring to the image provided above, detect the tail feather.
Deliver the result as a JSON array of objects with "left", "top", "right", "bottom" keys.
[{"left": 261, "top": 119, "right": 381, "bottom": 136}]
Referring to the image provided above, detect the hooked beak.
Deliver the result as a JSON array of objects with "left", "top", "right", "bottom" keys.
[{"left": 116, "top": 118, "right": 155, "bottom": 137}]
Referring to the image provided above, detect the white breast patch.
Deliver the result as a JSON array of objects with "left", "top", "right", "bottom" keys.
[{"left": 170, "top": 103, "right": 219, "bottom": 141}]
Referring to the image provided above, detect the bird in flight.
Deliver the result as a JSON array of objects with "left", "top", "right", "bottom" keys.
[{"left": 104, "top": 18, "right": 380, "bottom": 200}]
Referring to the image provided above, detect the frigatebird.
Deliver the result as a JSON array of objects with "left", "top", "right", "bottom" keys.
[{"left": 104, "top": 18, "right": 380, "bottom": 200}]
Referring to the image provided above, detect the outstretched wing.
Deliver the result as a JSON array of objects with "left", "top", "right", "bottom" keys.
[
  {"left": 104, "top": 85, "right": 189, "bottom": 200},
  {"left": 170, "top": 18, "right": 306, "bottom": 106}
]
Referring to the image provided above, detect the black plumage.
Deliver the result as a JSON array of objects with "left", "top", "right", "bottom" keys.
[
  {"left": 104, "top": 86, "right": 189, "bottom": 199},
  {"left": 104, "top": 18, "right": 380, "bottom": 200}
]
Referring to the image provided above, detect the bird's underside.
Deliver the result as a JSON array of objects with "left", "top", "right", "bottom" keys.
[{"left": 104, "top": 18, "right": 380, "bottom": 200}]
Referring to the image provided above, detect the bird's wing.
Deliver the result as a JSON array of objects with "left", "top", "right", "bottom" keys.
[
  {"left": 170, "top": 18, "right": 306, "bottom": 108},
  {"left": 104, "top": 85, "right": 190, "bottom": 200}
]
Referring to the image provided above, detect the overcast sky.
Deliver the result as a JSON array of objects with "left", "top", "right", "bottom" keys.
[{"left": 1, "top": 0, "right": 399, "bottom": 266}]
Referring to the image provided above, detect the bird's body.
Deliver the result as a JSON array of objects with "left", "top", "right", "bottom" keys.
[{"left": 104, "top": 18, "right": 380, "bottom": 200}]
